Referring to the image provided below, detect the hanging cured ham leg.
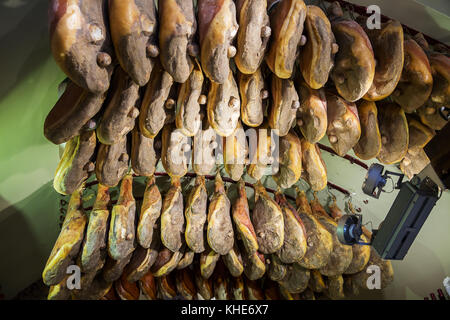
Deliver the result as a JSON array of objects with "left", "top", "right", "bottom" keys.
[
  {"left": 296, "top": 81, "right": 328, "bottom": 144},
  {"left": 353, "top": 100, "right": 382, "bottom": 160},
  {"left": 96, "top": 67, "right": 140, "bottom": 145},
  {"left": 377, "top": 103, "right": 409, "bottom": 165},
  {"left": 137, "top": 176, "right": 162, "bottom": 249},
  {"left": 239, "top": 69, "right": 268, "bottom": 128},
  {"left": 53, "top": 130, "right": 96, "bottom": 195},
  {"left": 50, "top": 0, "right": 114, "bottom": 93},
  {"left": 108, "top": 174, "right": 136, "bottom": 261},
  {"left": 198, "top": 0, "right": 239, "bottom": 84},
  {"left": 184, "top": 175, "right": 208, "bottom": 253},
  {"left": 176, "top": 60, "right": 204, "bottom": 137},
  {"left": 301, "top": 139, "right": 328, "bottom": 192},
  {"left": 393, "top": 39, "right": 433, "bottom": 113},
  {"left": 252, "top": 181, "right": 284, "bottom": 254},
  {"left": 80, "top": 184, "right": 110, "bottom": 273},
  {"left": 44, "top": 81, "right": 106, "bottom": 145},
  {"left": 273, "top": 130, "right": 303, "bottom": 189},
  {"left": 160, "top": 177, "right": 184, "bottom": 253},
  {"left": 327, "top": 1, "right": 375, "bottom": 102},
  {"left": 43, "top": 186, "right": 87, "bottom": 286},
  {"left": 232, "top": 179, "right": 258, "bottom": 254},
  {"left": 275, "top": 192, "right": 307, "bottom": 263}
]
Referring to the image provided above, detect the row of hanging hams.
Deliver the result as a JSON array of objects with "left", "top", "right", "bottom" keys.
[
  {"left": 45, "top": 0, "right": 449, "bottom": 200},
  {"left": 42, "top": 173, "right": 393, "bottom": 300}
]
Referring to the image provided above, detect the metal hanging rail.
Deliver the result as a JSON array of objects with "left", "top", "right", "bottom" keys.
[
  {"left": 317, "top": 143, "right": 369, "bottom": 170},
  {"left": 321, "top": 0, "right": 449, "bottom": 48},
  {"left": 81, "top": 170, "right": 352, "bottom": 212}
]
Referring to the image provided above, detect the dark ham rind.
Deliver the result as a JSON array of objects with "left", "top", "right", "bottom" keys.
[
  {"left": 299, "top": 5, "right": 337, "bottom": 90},
  {"left": 274, "top": 192, "right": 307, "bottom": 264},
  {"left": 265, "top": 0, "right": 307, "bottom": 79},
  {"left": 44, "top": 80, "right": 106, "bottom": 145},
  {"left": 232, "top": 179, "right": 258, "bottom": 254},
  {"left": 327, "top": 2, "right": 375, "bottom": 102},
  {"left": 363, "top": 20, "right": 404, "bottom": 101},
  {"left": 393, "top": 39, "right": 433, "bottom": 113},
  {"left": 96, "top": 67, "right": 140, "bottom": 145}
]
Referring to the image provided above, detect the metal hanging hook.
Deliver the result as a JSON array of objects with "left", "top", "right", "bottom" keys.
[
  {"left": 322, "top": 186, "right": 334, "bottom": 207},
  {"left": 345, "top": 195, "right": 356, "bottom": 215},
  {"left": 326, "top": 186, "right": 337, "bottom": 203},
  {"left": 313, "top": 190, "right": 320, "bottom": 202},
  {"left": 363, "top": 220, "right": 374, "bottom": 231}
]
